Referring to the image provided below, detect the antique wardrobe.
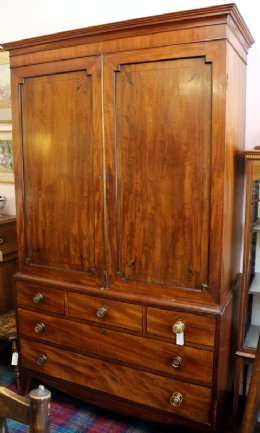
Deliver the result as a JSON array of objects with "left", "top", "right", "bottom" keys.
[{"left": 3, "top": 4, "right": 254, "bottom": 431}]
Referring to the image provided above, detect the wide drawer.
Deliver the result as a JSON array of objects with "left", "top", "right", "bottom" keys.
[
  {"left": 147, "top": 307, "right": 216, "bottom": 347},
  {"left": 68, "top": 292, "right": 142, "bottom": 331},
  {"left": 20, "top": 338, "right": 212, "bottom": 424},
  {"left": 18, "top": 309, "right": 213, "bottom": 383},
  {"left": 16, "top": 281, "right": 65, "bottom": 314}
]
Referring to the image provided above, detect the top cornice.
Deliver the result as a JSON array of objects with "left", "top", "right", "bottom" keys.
[{"left": 1, "top": 3, "right": 254, "bottom": 54}]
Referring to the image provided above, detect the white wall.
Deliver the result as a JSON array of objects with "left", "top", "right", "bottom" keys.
[{"left": 0, "top": 0, "right": 259, "bottom": 215}]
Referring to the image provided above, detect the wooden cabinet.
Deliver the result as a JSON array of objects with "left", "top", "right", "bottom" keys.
[
  {"left": 0, "top": 215, "right": 17, "bottom": 313},
  {"left": 232, "top": 151, "right": 260, "bottom": 429},
  {"left": 239, "top": 151, "right": 260, "bottom": 354},
  {"left": 2, "top": 4, "right": 254, "bottom": 431}
]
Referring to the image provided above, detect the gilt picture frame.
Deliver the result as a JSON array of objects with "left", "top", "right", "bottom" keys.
[{"left": 0, "top": 49, "right": 13, "bottom": 183}]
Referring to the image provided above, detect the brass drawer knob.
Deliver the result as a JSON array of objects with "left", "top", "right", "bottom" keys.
[
  {"left": 36, "top": 355, "right": 47, "bottom": 365},
  {"left": 33, "top": 292, "right": 44, "bottom": 304},
  {"left": 34, "top": 322, "right": 45, "bottom": 333},
  {"left": 171, "top": 355, "right": 182, "bottom": 368},
  {"left": 0, "top": 234, "right": 4, "bottom": 245},
  {"left": 172, "top": 320, "right": 185, "bottom": 334},
  {"left": 96, "top": 306, "right": 107, "bottom": 318},
  {"left": 170, "top": 392, "right": 183, "bottom": 407}
]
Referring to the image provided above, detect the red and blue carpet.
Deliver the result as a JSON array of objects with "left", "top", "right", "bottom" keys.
[{"left": 0, "top": 361, "right": 196, "bottom": 433}]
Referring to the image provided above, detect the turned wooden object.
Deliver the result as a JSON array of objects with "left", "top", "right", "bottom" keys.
[{"left": 0, "top": 385, "right": 51, "bottom": 433}]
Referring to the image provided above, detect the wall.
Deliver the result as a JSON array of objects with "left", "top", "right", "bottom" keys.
[{"left": 0, "top": 0, "right": 259, "bottom": 215}]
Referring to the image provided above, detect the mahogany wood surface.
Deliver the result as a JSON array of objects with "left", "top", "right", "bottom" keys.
[
  {"left": 0, "top": 216, "right": 18, "bottom": 313},
  {"left": 146, "top": 307, "right": 216, "bottom": 346},
  {"left": 18, "top": 308, "right": 213, "bottom": 384},
  {"left": 68, "top": 291, "right": 143, "bottom": 331},
  {"left": 20, "top": 338, "right": 212, "bottom": 425},
  {"left": 3, "top": 4, "right": 254, "bottom": 431},
  {"left": 16, "top": 281, "right": 65, "bottom": 314}
]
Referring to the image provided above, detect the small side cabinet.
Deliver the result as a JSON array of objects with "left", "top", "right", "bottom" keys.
[
  {"left": 0, "top": 215, "right": 18, "bottom": 313},
  {"left": 233, "top": 150, "right": 260, "bottom": 429},
  {"left": 239, "top": 150, "right": 260, "bottom": 354}
]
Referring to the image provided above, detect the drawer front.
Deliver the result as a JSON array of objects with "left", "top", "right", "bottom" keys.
[
  {"left": 0, "top": 222, "right": 17, "bottom": 248},
  {"left": 68, "top": 292, "right": 142, "bottom": 331},
  {"left": 20, "top": 338, "right": 212, "bottom": 424},
  {"left": 18, "top": 309, "right": 213, "bottom": 383},
  {"left": 147, "top": 308, "right": 216, "bottom": 347},
  {"left": 16, "top": 281, "right": 65, "bottom": 314}
]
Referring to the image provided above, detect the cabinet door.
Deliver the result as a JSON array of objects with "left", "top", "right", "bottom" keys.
[
  {"left": 12, "top": 57, "right": 105, "bottom": 286},
  {"left": 104, "top": 46, "right": 214, "bottom": 297}
]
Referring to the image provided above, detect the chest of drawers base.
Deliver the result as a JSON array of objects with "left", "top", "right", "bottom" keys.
[{"left": 15, "top": 278, "right": 233, "bottom": 431}]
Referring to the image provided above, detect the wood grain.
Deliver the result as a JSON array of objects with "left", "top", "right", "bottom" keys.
[
  {"left": 18, "top": 308, "right": 213, "bottom": 384},
  {"left": 20, "top": 338, "right": 212, "bottom": 424}
]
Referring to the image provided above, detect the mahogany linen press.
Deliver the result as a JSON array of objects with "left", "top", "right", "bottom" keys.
[{"left": 2, "top": 4, "right": 254, "bottom": 431}]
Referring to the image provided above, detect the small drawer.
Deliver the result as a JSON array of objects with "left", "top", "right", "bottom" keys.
[
  {"left": 18, "top": 309, "right": 213, "bottom": 383},
  {"left": 16, "top": 281, "right": 65, "bottom": 314},
  {"left": 20, "top": 338, "right": 212, "bottom": 424},
  {"left": 147, "top": 307, "right": 216, "bottom": 347},
  {"left": 68, "top": 292, "right": 142, "bottom": 331}
]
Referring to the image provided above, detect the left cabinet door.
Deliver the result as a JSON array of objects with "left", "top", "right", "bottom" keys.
[{"left": 12, "top": 57, "right": 105, "bottom": 286}]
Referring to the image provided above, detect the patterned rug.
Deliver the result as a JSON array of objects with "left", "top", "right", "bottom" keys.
[{"left": 0, "top": 360, "right": 196, "bottom": 433}]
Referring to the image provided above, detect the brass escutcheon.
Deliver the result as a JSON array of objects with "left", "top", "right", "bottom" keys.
[
  {"left": 96, "top": 306, "right": 107, "bottom": 318},
  {"left": 170, "top": 392, "right": 183, "bottom": 407},
  {"left": 172, "top": 320, "right": 185, "bottom": 334},
  {"left": 32, "top": 292, "right": 44, "bottom": 304}
]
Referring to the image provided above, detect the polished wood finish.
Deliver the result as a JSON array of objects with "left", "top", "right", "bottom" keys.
[
  {"left": 147, "top": 307, "right": 216, "bottom": 346},
  {"left": 0, "top": 385, "right": 50, "bottom": 433},
  {"left": 0, "top": 215, "right": 17, "bottom": 313},
  {"left": 233, "top": 151, "right": 260, "bottom": 430},
  {"left": 18, "top": 308, "right": 213, "bottom": 384},
  {"left": 112, "top": 57, "right": 211, "bottom": 290},
  {"left": 2, "top": 4, "right": 253, "bottom": 431},
  {"left": 238, "top": 151, "right": 260, "bottom": 356},
  {"left": 68, "top": 292, "right": 142, "bottom": 331},
  {"left": 16, "top": 280, "right": 65, "bottom": 314},
  {"left": 20, "top": 338, "right": 212, "bottom": 424}
]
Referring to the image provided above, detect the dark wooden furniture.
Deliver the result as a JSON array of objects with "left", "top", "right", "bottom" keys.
[
  {"left": 0, "top": 215, "right": 17, "bottom": 314},
  {"left": 2, "top": 4, "right": 254, "bottom": 432},
  {"left": 239, "top": 151, "right": 260, "bottom": 354},
  {"left": 0, "top": 385, "right": 51, "bottom": 433},
  {"left": 240, "top": 333, "right": 260, "bottom": 433},
  {"left": 233, "top": 151, "right": 260, "bottom": 429},
  {"left": 0, "top": 310, "right": 20, "bottom": 392}
]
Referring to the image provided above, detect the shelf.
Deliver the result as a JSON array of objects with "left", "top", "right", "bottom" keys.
[
  {"left": 251, "top": 222, "right": 260, "bottom": 232},
  {"left": 245, "top": 324, "right": 260, "bottom": 349},
  {"left": 249, "top": 273, "right": 260, "bottom": 294}
]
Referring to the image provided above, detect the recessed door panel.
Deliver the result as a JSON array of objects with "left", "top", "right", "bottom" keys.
[
  {"left": 18, "top": 58, "right": 104, "bottom": 284},
  {"left": 111, "top": 57, "right": 211, "bottom": 289}
]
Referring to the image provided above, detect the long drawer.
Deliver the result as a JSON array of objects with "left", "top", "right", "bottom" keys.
[
  {"left": 18, "top": 309, "right": 213, "bottom": 383},
  {"left": 20, "top": 338, "right": 212, "bottom": 424}
]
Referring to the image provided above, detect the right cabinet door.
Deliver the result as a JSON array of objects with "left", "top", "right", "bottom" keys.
[{"left": 104, "top": 44, "right": 220, "bottom": 300}]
